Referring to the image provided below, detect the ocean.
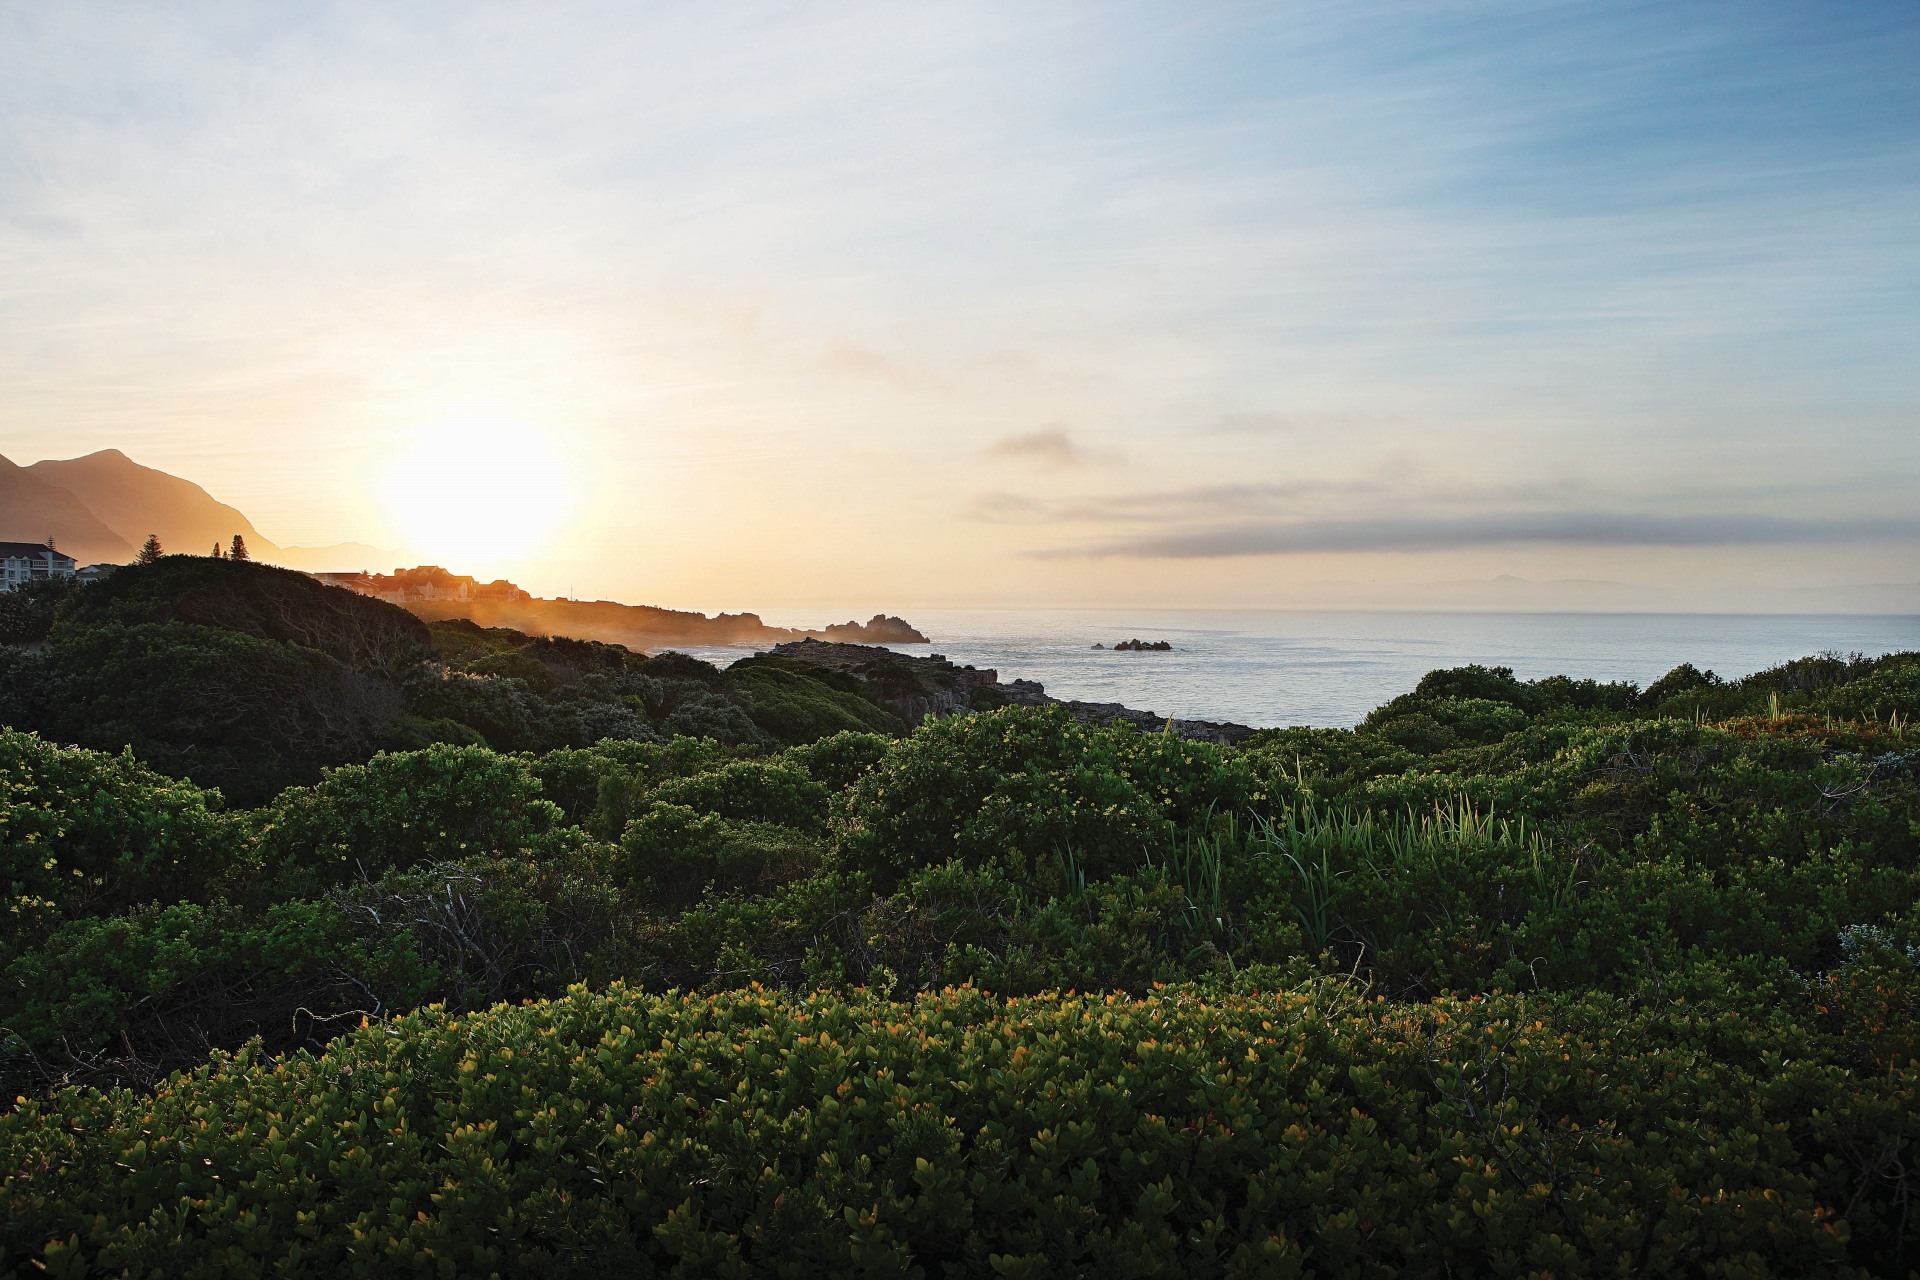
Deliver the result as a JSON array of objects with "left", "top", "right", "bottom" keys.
[{"left": 739, "top": 609, "right": 1920, "bottom": 729}]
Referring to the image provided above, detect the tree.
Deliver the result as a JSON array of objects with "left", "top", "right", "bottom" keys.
[
  {"left": 137, "top": 535, "right": 164, "bottom": 564},
  {"left": 210, "top": 543, "right": 224, "bottom": 559},
  {"left": 228, "top": 535, "right": 250, "bottom": 562}
]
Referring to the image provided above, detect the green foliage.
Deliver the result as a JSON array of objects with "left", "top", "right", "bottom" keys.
[
  {"left": 252, "top": 744, "right": 565, "bottom": 885},
  {"left": 1358, "top": 664, "right": 1636, "bottom": 756},
  {"left": 785, "top": 729, "right": 893, "bottom": 791},
  {"left": 0, "top": 578, "right": 73, "bottom": 645},
  {"left": 838, "top": 706, "right": 1265, "bottom": 887},
  {"left": 31, "top": 620, "right": 408, "bottom": 803},
  {"left": 651, "top": 759, "right": 831, "bottom": 834},
  {"left": 5, "top": 640, "right": 1920, "bottom": 1273},
  {"left": 0, "top": 729, "right": 238, "bottom": 952},
  {"left": 527, "top": 737, "right": 743, "bottom": 826},
  {"left": 59, "top": 556, "right": 429, "bottom": 674},
  {"left": 4, "top": 982, "right": 1914, "bottom": 1277},
  {"left": 0, "top": 897, "right": 430, "bottom": 1095},
  {"left": 617, "top": 804, "right": 822, "bottom": 912},
  {"left": 720, "top": 655, "right": 907, "bottom": 744}
]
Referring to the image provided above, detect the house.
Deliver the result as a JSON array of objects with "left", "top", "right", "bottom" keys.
[{"left": 0, "top": 542, "right": 78, "bottom": 592}]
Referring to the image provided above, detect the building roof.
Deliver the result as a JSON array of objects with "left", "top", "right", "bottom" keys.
[{"left": 0, "top": 541, "right": 77, "bottom": 561}]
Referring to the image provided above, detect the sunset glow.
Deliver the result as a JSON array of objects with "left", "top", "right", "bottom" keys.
[{"left": 380, "top": 419, "right": 575, "bottom": 567}]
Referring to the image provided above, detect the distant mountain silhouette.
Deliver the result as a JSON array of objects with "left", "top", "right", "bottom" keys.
[
  {"left": 26, "top": 449, "right": 282, "bottom": 561},
  {"left": 6, "top": 448, "right": 388, "bottom": 569},
  {"left": 0, "top": 453, "right": 136, "bottom": 564}
]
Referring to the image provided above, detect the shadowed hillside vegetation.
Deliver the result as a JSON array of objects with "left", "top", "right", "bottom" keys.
[{"left": 0, "top": 560, "right": 928, "bottom": 802}]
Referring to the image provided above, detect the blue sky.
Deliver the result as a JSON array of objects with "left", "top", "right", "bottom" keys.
[{"left": 0, "top": 1, "right": 1914, "bottom": 609}]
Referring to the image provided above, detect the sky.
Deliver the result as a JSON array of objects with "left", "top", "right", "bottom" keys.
[{"left": 1, "top": 1, "right": 1916, "bottom": 614}]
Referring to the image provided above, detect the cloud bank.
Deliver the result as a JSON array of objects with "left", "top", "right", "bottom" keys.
[{"left": 1048, "top": 511, "right": 1920, "bottom": 559}]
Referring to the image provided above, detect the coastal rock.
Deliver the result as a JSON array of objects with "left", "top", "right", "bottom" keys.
[
  {"left": 821, "top": 614, "right": 930, "bottom": 644},
  {"left": 1111, "top": 638, "right": 1173, "bottom": 651},
  {"left": 770, "top": 640, "right": 1255, "bottom": 743}
]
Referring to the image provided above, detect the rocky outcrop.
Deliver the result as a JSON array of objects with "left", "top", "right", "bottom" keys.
[
  {"left": 821, "top": 614, "right": 928, "bottom": 644},
  {"left": 769, "top": 640, "right": 1257, "bottom": 744},
  {"left": 767, "top": 639, "right": 995, "bottom": 725}
]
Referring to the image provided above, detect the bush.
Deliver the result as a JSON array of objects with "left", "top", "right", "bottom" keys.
[
  {"left": 31, "top": 621, "right": 405, "bottom": 802},
  {"left": 785, "top": 730, "right": 893, "bottom": 792},
  {"left": 252, "top": 744, "right": 564, "bottom": 885},
  {"left": 720, "top": 657, "right": 906, "bottom": 744},
  {"left": 57, "top": 557, "right": 428, "bottom": 673},
  {"left": 0, "top": 730, "right": 238, "bottom": 951},
  {"left": 3, "top": 981, "right": 1913, "bottom": 1277},
  {"left": 650, "top": 760, "right": 831, "bottom": 834},
  {"left": 616, "top": 804, "right": 822, "bottom": 911}
]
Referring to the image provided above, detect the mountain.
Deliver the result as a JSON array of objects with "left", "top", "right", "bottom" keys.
[
  {"left": 0, "top": 454, "right": 135, "bottom": 564},
  {"left": 26, "top": 449, "right": 282, "bottom": 561}
]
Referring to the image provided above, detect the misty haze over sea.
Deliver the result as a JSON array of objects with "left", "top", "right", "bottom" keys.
[{"left": 690, "top": 610, "right": 1920, "bottom": 728}]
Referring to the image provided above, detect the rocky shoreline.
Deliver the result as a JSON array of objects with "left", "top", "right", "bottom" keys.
[{"left": 769, "top": 638, "right": 1257, "bottom": 745}]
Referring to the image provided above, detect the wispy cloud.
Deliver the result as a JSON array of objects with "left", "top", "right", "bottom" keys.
[
  {"left": 985, "top": 425, "right": 1115, "bottom": 468},
  {"left": 969, "top": 480, "right": 1385, "bottom": 524},
  {"left": 821, "top": 340, "right": 943, "bottom": 391},
  {"left": 1043, "top": 511, "right": 1920, "bottom": 559}
]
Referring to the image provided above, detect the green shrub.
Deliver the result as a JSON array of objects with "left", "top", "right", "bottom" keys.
[
  {"left": 32, "top": 621, "right": 404, "bottom": 802},
  {"left": 0, "top": 730, "right": 238, "bottom": 952},
  {"left": 838, "top": 707, "right": 1262, "bottom": 887},
  {"left": 785, "top": 729, "right": 893, "bottom": 792},
  {"left": 3, "top": 981, "right": 1912, "bottom": 1277},
  {"left": 650, "top": 760, "right": 831, "bottom": 834},
  {"left": 721, "top": 657, "right": 905, "bottom": 744},
  {"left": 252, "top": 744, "right": 564, "bottom": 884},
  {"left": 616, "top": 804, "right": 821, "bottom": 911}
]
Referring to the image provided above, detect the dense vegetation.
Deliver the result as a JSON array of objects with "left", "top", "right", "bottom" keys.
[
  {"left": 0, "top": 559, "right": 913, "bottom": 803},
  {"left": 3, "top": 561, "right": 1918, "bottom": 1275}
]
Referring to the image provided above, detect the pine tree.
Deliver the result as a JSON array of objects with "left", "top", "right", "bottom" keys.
[
  {"left": 228, "top": 534, "right": 250, "bottom": 562},
  {"left": 138, "top": 534, "right": 163, "bottom": 564},
  {"left": 211, "top": 543, "right": 224, "bottom": 559}
]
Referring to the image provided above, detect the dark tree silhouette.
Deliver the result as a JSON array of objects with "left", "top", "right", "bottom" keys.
[
  {"left": 137, "top": 534, "right": 164, "bottom": 564},
  {"left": 229, "top": 535, "right": 250, "bottom": 562},
  {"left": 211, "top": 543, "right": 224, "bottom": 559}
]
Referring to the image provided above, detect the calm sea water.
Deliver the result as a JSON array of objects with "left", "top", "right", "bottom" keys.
[{"left": 785, "top": 610, "right": 1920, "bottom": 729}]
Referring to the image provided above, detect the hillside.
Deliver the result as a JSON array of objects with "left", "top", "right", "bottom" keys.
[
  {"left": 8, "top": 447, "right": 383, "bottom": 570},
  {"left": 0, "top": 454, "right": 133, "bottom": 564},
  {"left": 26, "top": 448, "right": 280, "bottom": 560}
]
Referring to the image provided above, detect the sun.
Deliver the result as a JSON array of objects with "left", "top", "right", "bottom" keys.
[{"left": 380, "top": 417, "right": 576, "bottom": 566}]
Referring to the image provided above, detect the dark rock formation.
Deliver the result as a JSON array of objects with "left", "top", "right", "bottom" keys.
[
  {"left": 770, "top": 640, "right": 1256, "bottom": 743},
  {"left": 821, "top": 614, "right": 929, "bottom": 644},
  {"left": 1112, "top": 639, "right": 1173, "bottom": 651}
]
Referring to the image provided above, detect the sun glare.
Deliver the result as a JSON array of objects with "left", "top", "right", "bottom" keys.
[{"left": 380, "top": 417, "right": 575, "bottom": 567}]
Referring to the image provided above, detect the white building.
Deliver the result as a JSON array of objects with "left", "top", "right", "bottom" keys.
[{"left": 0, "top": 542, "right": 78, "bottom": 592}]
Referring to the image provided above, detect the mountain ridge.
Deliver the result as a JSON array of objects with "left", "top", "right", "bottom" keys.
[
  {"left": 4, "top": 448, "right": 381, "bottom": 570},
  {"left": 26, "top": 448, "right": 280, "bottom": 561},
  {"left": 0, "top": 454, "right": 136, "bottom": 563}
]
